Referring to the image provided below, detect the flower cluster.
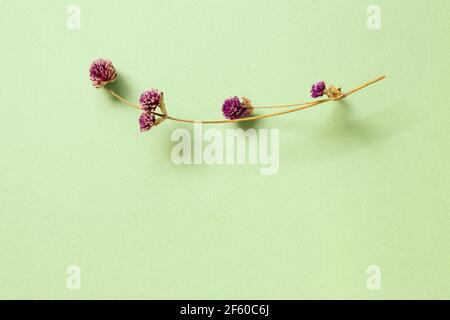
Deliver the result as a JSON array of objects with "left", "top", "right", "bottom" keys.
[
  {"left": 139, "top": 89, "right": 162, "bottom": 132},
  {"left": 90, "top": 58, "right": 385, "bottom": 133},
  {"left": 310, "top": 80, "right": 343, "bottom": 99},
  {"left": 310, "top": 81, "right": 326, "bottom": 98},
  {"left": 139, "top": 112, "right": 155, "bottom": 132},
  {"left": 222, "top": 96, "right": 253, "bottom": 120},
  {"left": 140, "top": 89, "right": 161, "bottom": 112},
  {"left": 89, "top": 59, "right": 117, "bottom": 88}
]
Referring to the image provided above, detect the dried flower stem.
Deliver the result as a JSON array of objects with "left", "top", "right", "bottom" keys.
[
  {"left": 105, "top": 85, "right": 166, "bottom": 118},
  {"left": 105, "top": 75, "right": 385, "bottom": 124},
  {"left": 104, "top": 86, "right": 140, "bottom": 109}
]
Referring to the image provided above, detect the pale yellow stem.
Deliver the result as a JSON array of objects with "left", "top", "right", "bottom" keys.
[
  {"left": 165, "top": 100, "right": 326, "bottom": 124},
  {"left": 104, "top": 84, "right": 165, "bottom": 117},
  {"left": 104, "top": 85, "right": 140, "bottom": 109},
  {"left": 104, "top": 75, "right": 386, "bottom": 124}
]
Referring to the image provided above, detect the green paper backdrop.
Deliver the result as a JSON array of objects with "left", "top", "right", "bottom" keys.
[{"left": 0, "top": 0, "right": 448, "bottom": 299}]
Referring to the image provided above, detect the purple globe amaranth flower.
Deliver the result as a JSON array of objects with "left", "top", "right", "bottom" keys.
[
  {"left": 139, "top": 112, "right": 156, "bottom": 132},
  {"left": 89, "top": 58, "right": 117, "bottom": 88},
  {"left": 311, "top": 81, "right": 326, "bottom": 98},
  {"left": 222, "top": 96, "right": 253, "bottom": 120},
  {"left": 139, "top": 89, "right": 161, "bottom": 111}
]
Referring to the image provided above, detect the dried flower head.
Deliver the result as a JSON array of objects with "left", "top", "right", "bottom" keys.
[
  {"left": 324, "top": 85, "right": 343, "bottom": 100},
  {"left": 89, "top": 58, "right": 117, "bottom": 88},
  {"left": 310, "top": 81, "right": 326, "bottom": 98},
  {"left": 90, "top": 60, "right": 385, "bottom": 133},
  {"left": 139, "top": 89, "right": 162, "bottom": 111},
  {"left": 139, "top": 112, "right": 156, "bottom": 132},
  {"left": 222, "top": 96, "right": 253, "bottom": 120}
]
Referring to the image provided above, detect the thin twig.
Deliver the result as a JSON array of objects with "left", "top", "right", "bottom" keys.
[{"left": 104, "top": 75, "right": 386, "bottom": 124}]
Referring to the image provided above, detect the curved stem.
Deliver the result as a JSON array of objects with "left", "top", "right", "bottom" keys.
[
  {"left": 342, "top": 75, "right": 385, "bottom": 97},
  {"left": 104, "top": 75, "right": 386, "bottom": 124},
  {"left": 104, "top": 84, "right": 166, "bottom": 117},
  {"left": 104, "top": 85, "right": 140, "bottom": 109},
  {"left": 253, "top": 103, "right": 311, "bottom": 109},
  {"left": 252, "top": 101, "right": 317, "bottom": 109},
  {"left": 165, "top": 100, "right": 326, "bottom": 124}
]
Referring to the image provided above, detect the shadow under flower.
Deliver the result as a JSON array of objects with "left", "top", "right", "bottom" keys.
[
  {"left": 103, "top": 71, "right": 135, "bottom": 107},
  {"left": 281, "top": 99, "right": 413, "bottom": 167},
  {"left": 146, "top": 97, "right": 412, "bottom": 174},
  {"left": 236, "top": 110, "right": 268, "bottom": 131}
]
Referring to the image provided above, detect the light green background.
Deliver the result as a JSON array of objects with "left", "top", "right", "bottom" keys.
[{"left": 0, "top": 0, "right": 449, "bottom": 299}]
